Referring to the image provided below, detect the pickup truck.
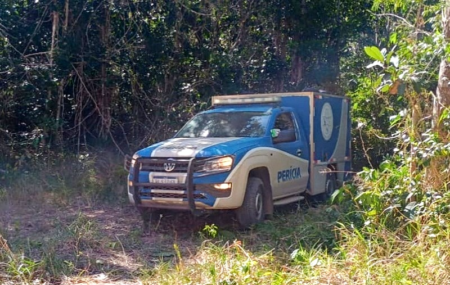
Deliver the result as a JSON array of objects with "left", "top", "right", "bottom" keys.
[{"left": 125, "top": 92, "right": 351, "bottom": 228}]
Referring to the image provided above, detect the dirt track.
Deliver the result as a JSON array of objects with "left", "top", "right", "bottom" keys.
[{"left": 0, "top": 196, "right": 242, "bottom": 284}]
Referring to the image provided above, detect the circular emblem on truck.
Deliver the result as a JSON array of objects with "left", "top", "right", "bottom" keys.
[
  {"left": 320, "top": 102, "right": 333, "bottom": 141},
  {"left": 163, "top": 159, "right": 176, "bottom": 172}
]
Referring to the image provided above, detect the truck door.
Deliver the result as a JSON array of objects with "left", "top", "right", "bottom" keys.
[{"left": 271, "top": 111, "right": 309, "bottom": 197}]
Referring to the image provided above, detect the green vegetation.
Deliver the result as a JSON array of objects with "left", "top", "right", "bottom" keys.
[
  {"left": 2, "top": 0, "right": 450, "bottom": 284},
  {"left": 0, "top": 0, "right": 371, "bottom": 156},
  {"left": 1, "top": 153, "right": 450, "bottom": 284}
]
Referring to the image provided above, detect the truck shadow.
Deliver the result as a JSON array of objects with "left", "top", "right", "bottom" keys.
[{"left": 142, "top": 195, "right": 323, "bottom": 235}]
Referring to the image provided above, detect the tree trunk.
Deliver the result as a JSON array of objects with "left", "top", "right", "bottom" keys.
[
  {"left": 56, "top": 0, "right": 70, "bottom": 147},
  {"left": 428, "top": 5, "right": 450, "bottom": 188},
  {"left": 64, "top": 0, "right": 69, "bottom": 32},
  {"left": 48, "top": 9, "right": 60, "bottom": 148},
  {"left": 434, "top": 5, "right": 450, "bottom": 134},
  {"left": 289, "top": 0, "right": 307, "bottom": 86},
  {"left": 99, "top": 0, "right": 111, "bottom": 138}
]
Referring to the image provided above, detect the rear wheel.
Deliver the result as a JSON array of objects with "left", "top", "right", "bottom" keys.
[
  {"left": 323, "top": 171, "right": 337, "bottom": 200},
  {"left": 235, "top": 177, "right": 265, "bottom": 228}
]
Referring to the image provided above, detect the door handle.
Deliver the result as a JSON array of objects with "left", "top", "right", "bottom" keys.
[{"left": 296, "top": 149, "right": 302, "bottom": 156}]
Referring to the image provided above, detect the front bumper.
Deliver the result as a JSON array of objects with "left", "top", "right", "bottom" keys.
[{"left": 127, "top": 156, "right": 232, "bottom": 214}]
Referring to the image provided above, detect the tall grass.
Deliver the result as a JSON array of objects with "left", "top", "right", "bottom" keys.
[
  {"left": 0, "top": 152, "right": 128, "bottom": 284},
  {"left": 1, "top": 235, "right": 35, "bottom": 283},
  {"left": 0, "top": 152, "right": 127, "bottom": 204},
  {"left": 2, "top": 149, "right": 450, "bottom": 284}
]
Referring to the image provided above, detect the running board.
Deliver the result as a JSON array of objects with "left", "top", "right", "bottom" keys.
[{"left": 273, "top": 195, "right": 305, "bottom": 206}]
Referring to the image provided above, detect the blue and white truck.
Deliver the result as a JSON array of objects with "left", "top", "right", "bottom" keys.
[{"left": 126, "top": 92, "right": 351, "bottom": 228}]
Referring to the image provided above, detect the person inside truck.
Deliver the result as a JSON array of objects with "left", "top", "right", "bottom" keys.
[
  {"left": 273, "top": 113, "right": 296, "bottom": 143},
  {"left": 274, "top": 113, "right": 295, "bottom": 131}
]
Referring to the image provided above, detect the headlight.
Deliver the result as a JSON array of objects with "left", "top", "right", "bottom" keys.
[
  {"left": 203, "top": 156, "right": 233, "bottom": 172},
  {"left": 214, "top": 183, "right": 232, "bottom": 190}
]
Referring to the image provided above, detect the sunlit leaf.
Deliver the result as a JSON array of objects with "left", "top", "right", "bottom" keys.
[
  {"left": 364, "top": 46, "right": 385, "bottom": 62},
  {"left": 389, "top": 32, "right": 398, "bottom": 44},
  {"left": 379, "top": 84, "right": 390, "bottom": 93},
  {"left": 390, "top": 55, "right": 399, "bottom": 68},
  {"left": 439, "top": 108, "right": 450, "bottom": 123},
  {"left": 366, "top": 61, "right": 384, "bottom": 69}
]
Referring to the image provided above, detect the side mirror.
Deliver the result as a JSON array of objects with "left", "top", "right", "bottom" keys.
[{"left": 272, "top": 129, "right": 296, "bottom": 144}]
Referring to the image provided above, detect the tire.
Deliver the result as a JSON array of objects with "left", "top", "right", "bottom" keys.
[
  {"left": 235, "top": 177, "right": 265, "bottom": 229},
  {"left": 323, "top": 171, "right": 337, "bottom": 200}
]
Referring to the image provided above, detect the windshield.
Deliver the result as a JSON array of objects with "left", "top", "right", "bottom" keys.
[{"left": 175, "top": 111, "right": 270, "bottom": 138}]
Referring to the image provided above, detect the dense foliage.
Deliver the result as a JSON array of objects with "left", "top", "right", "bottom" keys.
[
  {"left": 332, "top": 0, "right": 450, "bottom": 256},
  {"left": 0, "top": 0, "right": 372, "bottom": 158},
  {"left": 3, "top": 1, "right": 450, "bottom": 284}
]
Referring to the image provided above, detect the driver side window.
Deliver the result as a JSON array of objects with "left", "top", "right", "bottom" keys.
[
  {"left": 273, "top": 112, "right": 297, "bottom": 142},
  {"left": 275, "top": 113, "right": 295, "bottom": 131}
]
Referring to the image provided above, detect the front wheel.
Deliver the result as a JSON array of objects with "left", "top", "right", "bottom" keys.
[{"left": 235, "top": 177, "right": 265, "bottom": 229}]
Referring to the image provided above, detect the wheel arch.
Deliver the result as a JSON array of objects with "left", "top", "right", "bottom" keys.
[
  {"left": 326, "top": 163, "right": 337, "bottom": 178},
  {"left": 326, "top": 163, "right": 340, "bottom": 187}
]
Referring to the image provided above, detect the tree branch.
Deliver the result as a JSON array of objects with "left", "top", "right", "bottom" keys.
[
  {"left": 176, "top": 0, "right": 212, "bottom": 16},
  {"left": 375, "top": 13, "right": 431, "bottom": 36}
]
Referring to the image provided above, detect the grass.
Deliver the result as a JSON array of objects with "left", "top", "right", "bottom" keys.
[{"left": 1, "top": 154, "right": 450, "bottom": 284}]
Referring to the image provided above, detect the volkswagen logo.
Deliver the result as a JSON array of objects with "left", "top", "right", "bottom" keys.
[{"left": 163, "top": 159, "right": 176, "bottom": 172}]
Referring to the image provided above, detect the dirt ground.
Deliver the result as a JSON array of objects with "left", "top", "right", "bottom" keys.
[{"left": 0, "top": 194, "right": 241, "bottom": 284}]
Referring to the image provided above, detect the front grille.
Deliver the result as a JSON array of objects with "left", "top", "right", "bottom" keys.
[
  {"left": 138, "top": 157, "right": 207, "bottom": 173},
  {"left": 150, "top": 185, "right": 185, "bottom": 191},
  {"left": 137, "top": 184, "right": 230, "bottom": 199},
  {"left": 140, "top": 189, "right": 206, "bottom": 200},
  {"left": 140, "top": 159, "right": 189, "bottom": 173}
]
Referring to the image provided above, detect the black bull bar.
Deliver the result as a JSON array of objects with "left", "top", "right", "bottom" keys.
[{"left": 125, "top": 156, "right": 227, "bottom": 215}]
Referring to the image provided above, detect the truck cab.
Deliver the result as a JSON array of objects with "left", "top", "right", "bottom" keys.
[{"left": 126, "top": 92, "right": 351, "bottom": 228}]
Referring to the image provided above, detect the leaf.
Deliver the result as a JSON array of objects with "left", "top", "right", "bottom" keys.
[
  {"left": 366, "top": 61, "right": 384, "bottom": 69},
  {"left": 330, "top": 187, "right": 344, "bottom": 204},
  {"left": 389, "top": 79, "right": 401, "bottom": 94},
  {"left": 439, "top": 108, "right": 450, "bottom": 123},
  {"left": 389, "top": 114, "right": 402, "bottom": 126},
  {"left": 373, "top": 77, "right": 383, "bottom": 89},
  {"left": 364, "top": 46, "right": 385, "bottom": 62},
  {"left": 310, "top": 258, "right": 321, "bottom": 267},
  {"left": 389, "top": 32, "right": 398, "bottom": 44},
  {"left": 390, "top": 55, "right": 399, "bottom": 68},
  {"left": 404, "top": 202, "right": 418, "bottom": 219},
  {"left": 378, "top": 84, "right": 390, "bottom": 93},
  {"left": 397, "top": 82, "right": 406, "bottom": 95}
]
